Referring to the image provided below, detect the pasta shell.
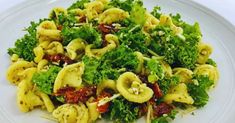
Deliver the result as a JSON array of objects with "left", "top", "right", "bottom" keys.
[
  {"left": 117, "top": 72, "right": 153, "bottom": 103},
  {"left": 53, "top": 62, "right": 84, "bottom": 93},
  {"left": 164, "top": 83, "right": 194, "bottom": 104}
]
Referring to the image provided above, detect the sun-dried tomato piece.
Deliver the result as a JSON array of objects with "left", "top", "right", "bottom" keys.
[
  {"left": 43, "top": 54, "right": 75, "bottom": 65},
  {"left": 55, "top": 86, "right": 97, "bottom": 104},
  {"left": 153, "top": 102, "right": 173, "bottom": 117},
  {"left": 96, "top": 91, "right": 112, "bottom": 113},
  {"left": 138, "top": 103, "right": 148, "bottom": 117},
  {"left": 149, "top": 83, "right": 163, "bottom": 99}
]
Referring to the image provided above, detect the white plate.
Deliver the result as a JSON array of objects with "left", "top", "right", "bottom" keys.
[{"left": 1, "top": 0, "right": 235, "bottom": 123}]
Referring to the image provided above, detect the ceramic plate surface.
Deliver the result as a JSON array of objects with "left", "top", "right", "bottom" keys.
[{"left": 0, "top": 0, "right": 235, "bottom": 123}]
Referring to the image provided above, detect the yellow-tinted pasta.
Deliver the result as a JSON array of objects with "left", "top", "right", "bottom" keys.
[
  {"left": 66, "top": 38, "right": 86, "bottom": 60},
  {"left": 173, "top": 68, "right": 193, "bottom": 83},
  {"left": 33, "top": 46, "right": 44, "bottom": 63},
  {"left": 37, "top": 59, "right": 48, "bottom": 71},
  {"left": 37, "top": 21, "right": 61, "bottom": 42},
  {"left": 17, "top": 68, "right": 44, "bottom": 112},
  {"left": 97, "top": 79, "right": 117, "bottom": 95},
  {"left": 84, "top": 1, "right": 104, "bottom": 20},
  {"left": 197, "top": 42, "right": 213, "bottom": 64},
  {"left": 36, "top": 91, "right": 55, "bottom": 112},
  {"left": 49, "top": 7, "right": 67, "bottom": 21},
  {"left": 194, "top": 64, "right": 219, "bottom": 82},
  {"left": 134, "top": 51, "right": 144, "bottom": 73},
  {"left": 85, "top": 34, "right": 117, "bottom": 58},
  {"left": 45, "top": 41, "right": 64, "bottom": 55},
  {"left": 86, "top": 99, "right": 100, "bottom": 122},
  {"left": 159, "top": 14, "right": 183, "bottom": 37},
  {"left": 52, "top": 103, "right": 89, "bottom": 123},
  {"left": 164, "top": 83, "right": 194, "bottom": 104},
  {"left": 99, "top": 8, "right": 129, "bottom": 24},
  {"left": 54, "top": 62, "right": 84, "bottom": 93},
  {"left": 117, "top": 72, "right": 153, "bottom": 103},
  {"left": 6, "top": 60, "right": 35, "bottom": 85},
  {"left": 161, "top": 61, "right": 173, "bottom": 77},
  {"left": 11, "top": 54, "right": 19, "bottom": 62},
  {"left": 143, "top": 13, "right": 159, "bottom": 31}
]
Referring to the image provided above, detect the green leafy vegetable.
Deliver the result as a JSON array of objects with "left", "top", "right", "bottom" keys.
[
  {"left": 116, "top": 20, "right": 148, "bottom": 53},
  {"left": 105, "top": 97, "right": 139, "bottom": 123},
  {"left": 32, "top": 66, "right": 62, "bottom": 94},
  {"left": 82, "top": 56, "right": 102, "bottom": 85},
  {"left": 206, "top": 58, "right": 217, "bottom": 67},
  {"left": 108, "top": 0, "right": 134, "bottom": 12},
  {"left": 149, "top": 23, "right": 200, "bottom": 69},
  {"left": 82, "top": 45, "right": 138, "bottom": 85},
  {"left": 157, "top": 76, "right": 179, "bottom": 95},
  {"left": 61, "top": 24, "right": 102, "bottom": 46},
  {"left": 151, "top": 6, "right": 161, "bottom": 19},
  {"left": 129, "top": 1, "right": 146, "bottom": 25},
  {"left": 7, "top": 20, "right": 43, "bottom": 61},
  {"left": 146, "top": 59, "right": 164, "bottom": 83},
  {"left": 101, "top": 45, "right": 139, "bottom": 70},
  {"left": 151, "top": 110, "right": 178, "bottom": 123},
  {"left": 68, "top": 0, "right": 90, "bottom": 10},
  {"left": 187, "top": 75, "right": 214, "bottom": 107}
]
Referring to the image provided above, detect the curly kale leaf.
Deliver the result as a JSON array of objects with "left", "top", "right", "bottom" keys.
[
  {"left": 101, "top": 45, "right": 139, "bottom": 70},
  {"left": 108, "top": 0, "right": 134, "bottom": 12},
  {"left": 32, "top": 65, "right": 62, "bottom": 94},
  {"left": 151, "top": 6, "right": 161, "bottom": 19},
  {"left": 82, "top": 45, "right": 138, "bottom": 85},
  {"left": 68, "top": 0, "right": 90, "bottom": 10},
  {"left": 7, "top": 20, "right": 45, "bottom": 61},
  {"left": 146, "top": 59, "right": 164, "bottom": 83},
  {"left": 187, "top": 75, "right": 214, "bottom": 107},
  {"left": 157, "top": 76, "right": 179, "bottom": 95},
  {"left": 152, "top": 110, "right": 178, "bottom": 123},
  {"left": 104, "top": 97, "right": 139, "bottom": 123},
  {"left": 149, "top": 24, "right": 200, "bottom": 69},
  {"left": 61, "top": 24, "right": 102, "bottom": 46},
  {"left": 206, "top": 58, "right": 217, "bottom": 67},
  {"left": 116, "top": 20, "right": 148, "bottom": 53}
]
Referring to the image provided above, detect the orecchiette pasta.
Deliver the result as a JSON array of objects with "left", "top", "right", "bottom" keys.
[
  {"left": 6, "top": 60, "right": 35, "bottom": 85},
  {"left": 117, "top": 72, "right": 153, "bottom": 103},
  {"left": 52, "top": 103, "right": 89, "bottom": 123},
  {"left": 37, "top": 59, "right": 49, "bottom": 71},
  {"left": 35, "top": 91, "right": 55, "bottom": 112},
  {"left": 173, "top": 68, "right": 193, "bottom": 83},
  {"left": 134, "top": 51, "right": 144, "bottom": 73},
  {"left": 37, "top": 21, "right": 61, "bottom": 42},
  {"left": 85, "top": 34, "right": 117, "bottom": 58},
  {"left": 11, "top": 54, "right": 19, "bottom": 62},
  {"left": 99, "top": 8, "right": 129, "bottom": 24},
  {"left": 164, "top": 83, "right": 194, "bottom": 104},
  {"left": 86, "top": 99, "right": 100, "bottom": 122},
  {"left": 66, "top": 38, "right": 86, "bottom": 60},
  {"left": 33, "top": 46, "right": 44, "bottom": 63},
  {"left": 161, "top": 61, "right": 173, "bottom": 77},
  {"left": 97, "top": 79, "right": 117, "bottom": 95},
  {"left": 194, "top": 64, "right": 219, "bottom": 82},
  {"left": 54, "top": 62, "right": 84, "bottom": 93},
  {"left": 84, "top": 1, "right": 104, "bottom": 20},
  {"left": 197, "top": 42, "right": 213, "bottom": 64},
  {"left": 45, "top": 41, "right": 64, "bottom": 55},
  {"left": 17, "top": 68, "right": 43, "bottom": 112},
  {"left": 49, "top": 7, "right": 67, "bottom": 21},
  {"left": 159, "top": 14, "right": 183, "bottom": 36},
  {"left": 143, "top": 13, "right": 159, "bottom": 31}
]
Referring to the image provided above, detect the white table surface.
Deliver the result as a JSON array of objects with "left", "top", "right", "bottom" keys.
[{"left": 0, "top": 0, "right": 234, "bottom": 26}]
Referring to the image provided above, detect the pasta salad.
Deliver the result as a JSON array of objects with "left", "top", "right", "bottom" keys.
[{"left": 6, "top": 0, "right": 219, "bottom": 123}]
